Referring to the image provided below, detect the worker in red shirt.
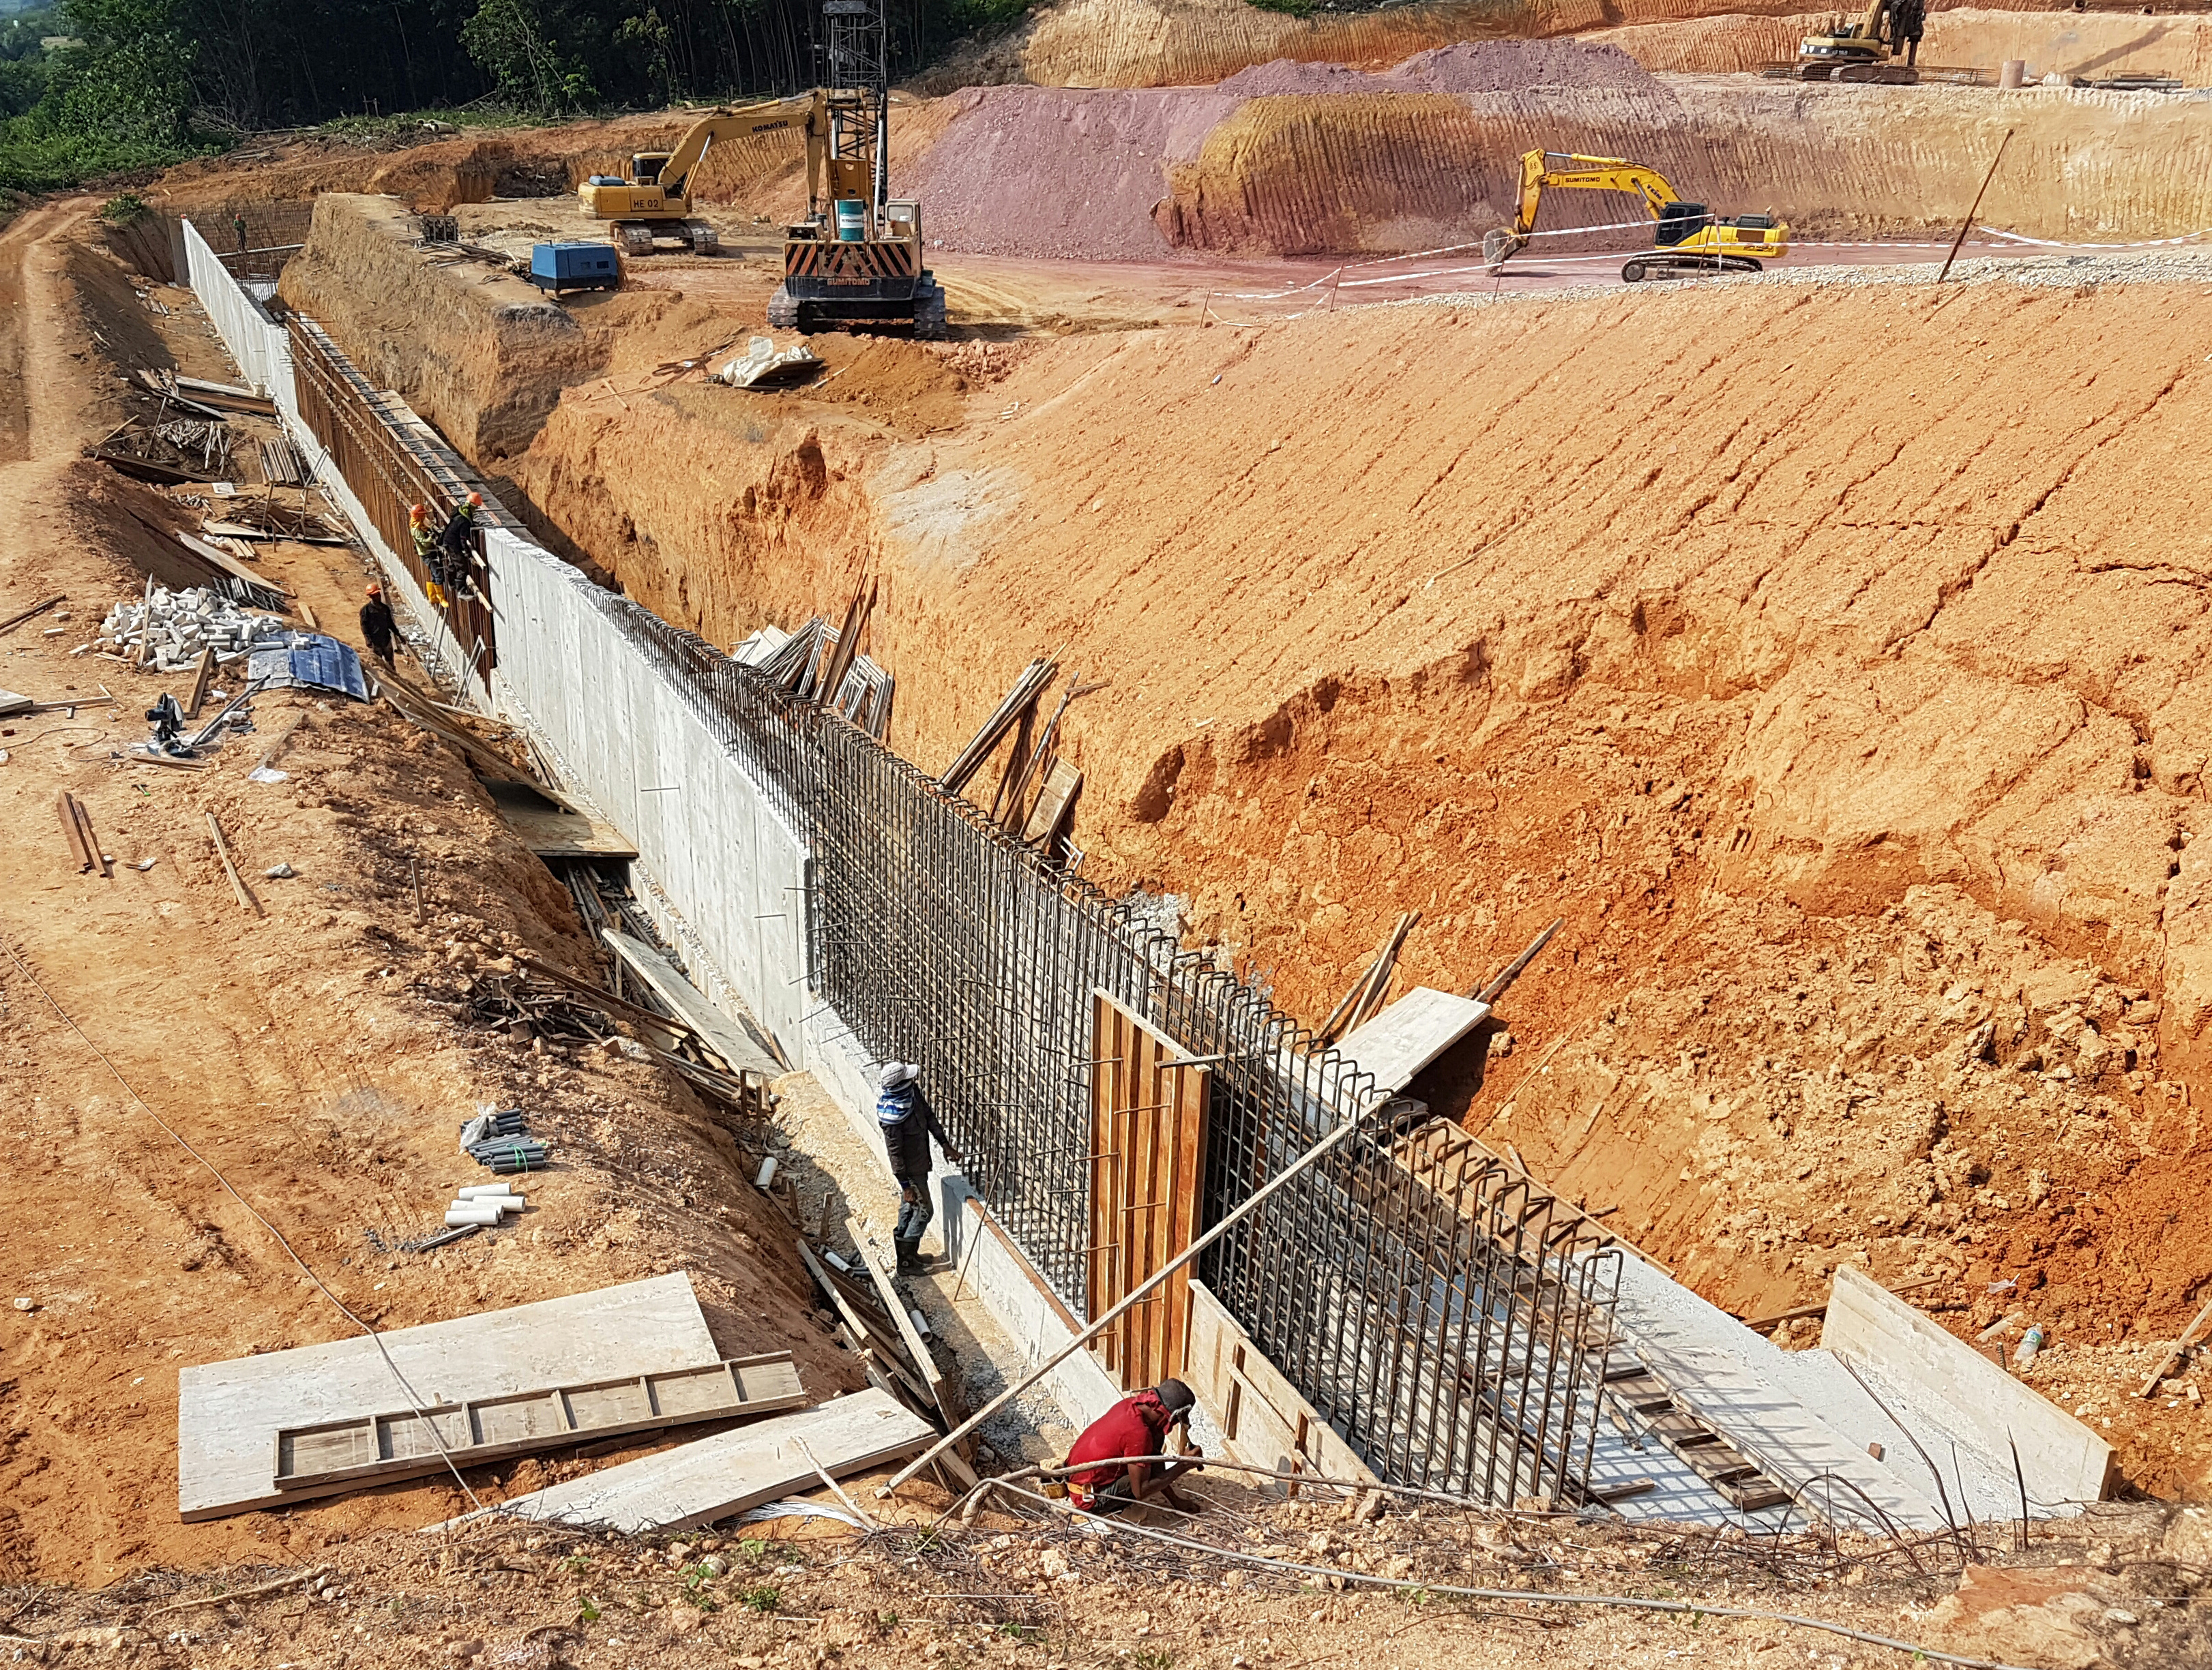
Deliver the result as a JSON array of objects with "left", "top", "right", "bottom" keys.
[{"left": 1062, "top": 1380, "right": 1205, "bottom": 1515}]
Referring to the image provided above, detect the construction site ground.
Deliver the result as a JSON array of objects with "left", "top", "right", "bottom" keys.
[{"left": 8, "top": 3, "right": 2212, "bottom": 1662}]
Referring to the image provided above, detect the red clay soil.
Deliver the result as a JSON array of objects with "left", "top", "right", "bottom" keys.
[
  {"left": 1220, "top": 38, "right": 1658, "bottom": 93},
  {"left": 489, "top": 271, "right": 2212, "bottom": 1507}
]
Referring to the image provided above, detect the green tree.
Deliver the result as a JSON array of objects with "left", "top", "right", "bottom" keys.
[{"left": 462, "top": 0, "right": 600, "bottom": 113}]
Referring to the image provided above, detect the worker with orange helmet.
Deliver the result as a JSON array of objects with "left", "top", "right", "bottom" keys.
[
  {"left": 359, "top": 582, "right": 397, "bottom": 670},
  {"left": 409, "top": 503, "right": 448, "bottom": 607}
]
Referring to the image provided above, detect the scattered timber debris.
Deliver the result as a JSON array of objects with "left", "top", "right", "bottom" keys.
[
  {"left": 57, "top": 791, "right": 110, "bottom": 877},
  {"left": 735, "top": 607, "right": 894, "bottom": 738},
  {"left": 937, "top": 655, "right": 1102, "bottom": 861},
  {"left": 1317, "top": 910, "right": 1421, "bottom": 1047},
  {"left": 258, "top": 434, "right": 312, "bottom": 487},
  {"left": 0, "top": 594, "right": 65, "bottom": 636}
]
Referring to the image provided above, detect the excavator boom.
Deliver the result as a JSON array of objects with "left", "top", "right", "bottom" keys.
[
  {"left": 580, "top": 94, "right": 829, "bottom": 230},
  {"left": 1511, "top": 151, "right": 1677, "bottom": 238}
]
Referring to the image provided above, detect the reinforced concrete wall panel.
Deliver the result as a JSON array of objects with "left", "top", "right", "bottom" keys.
[
  {"left": 1821, "top": 1264, "right": 2116, "bottom": 1509},
  {"left": 179, "top": 218, "right": 293, "bottom": 403}
]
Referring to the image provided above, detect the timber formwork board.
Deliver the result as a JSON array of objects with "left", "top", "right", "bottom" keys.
[
  {"left": 274, "top": 1352, "right": 806, "bottom": 1492},
  {"left": 179, "top": 1274, "right": 720, "bottom": 1519}
]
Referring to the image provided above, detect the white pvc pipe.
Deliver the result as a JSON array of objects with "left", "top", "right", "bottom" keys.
[
  {"left": 457, "top": 1182, "right": 516, "bottom": 1199},
  {"left": 756, "top": 1156, "right": 778, "bottom": 1189},
  {"left": 444, "top": 1204, "right": 504, "bottom": 1227}
]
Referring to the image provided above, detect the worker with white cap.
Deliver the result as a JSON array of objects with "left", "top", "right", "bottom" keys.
[{"left": 877, "top": 1061, "right": 961, "bottom": 1274}]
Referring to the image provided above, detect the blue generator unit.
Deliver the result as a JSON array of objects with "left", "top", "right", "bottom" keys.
[{"left": 529, "top": 241, "right": 621, "bottom": 296}]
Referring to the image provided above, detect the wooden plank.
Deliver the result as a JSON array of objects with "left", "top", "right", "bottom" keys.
[
  {"left": 57, "top": 791, "right": 93, "bottom": 873},
  {"left": 851, "top": 1219, "right": 976, "bottom": 1472},
  {"left": 184, "top": 647, "right": 217, "bottom": 719},
  {"left": 426, "top": 1387, "right": 935, "bottom": 1534},
  {"left": 2137, "top": 1294, "right": 2212, "bottom": 1399},
  {"left": 1022, "top": 758, "right": 1082, "bottom": 847},
  {"left": 0, "top": 594, "right": 65, "bottom": 635},
  {"left": 207, "top": 811, "right": 261, "bottom": 916},
  {"left": 180, "top": 1273, "right": 718, "bottom": 1520},
  {"left": 274, "top": 1352, "right": 806, "bottom": 1492},
  {"left": 178, "top": 531, "right": 292, "bottom": 597},
  {"left": 602, "top": 927, "right": 780, "bottom": 1079},
  {"left": 797, "top": 1240, "right": 930, "bottom": 1406},
  {"left": 1336, "top": 987, "right": 1494, "bottom": 1095},
  {"left": 483, "top": 778, "right": 637, "bottom": 859}
]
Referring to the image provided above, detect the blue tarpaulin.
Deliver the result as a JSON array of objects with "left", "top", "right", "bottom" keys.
[{"left": 246, "top": 632, "right": 368, "bottom": 701}]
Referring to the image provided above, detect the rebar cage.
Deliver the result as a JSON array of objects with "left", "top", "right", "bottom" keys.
[
  {"left": 587, "top": 598, "right": 1621, "bottom": 1506},
  {"left": 291, "top": 314, "right": 1619, "bottom": 1502}
]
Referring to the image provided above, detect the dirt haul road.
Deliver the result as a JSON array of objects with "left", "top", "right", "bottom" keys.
[{"left": 0, "top": 205, "right": 849, "bottom": 1583}]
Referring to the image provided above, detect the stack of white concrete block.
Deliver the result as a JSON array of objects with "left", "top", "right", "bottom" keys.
[{"left": 98, "top": 586, "right": 284, "bottom": 672}]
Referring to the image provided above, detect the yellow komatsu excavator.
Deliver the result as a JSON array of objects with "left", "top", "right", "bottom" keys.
[
  {"left": 1483, "top": 150, "right": 1790, "bottom": 283},
  {"left": 578, "top": 0, "right": 941, "bottom": 337},
  {"left": 580, "top": 95, "right": 825, "bottom": 256},
  {"left": 1797, "top": 0, "right": 1926, "bottom": 82}
]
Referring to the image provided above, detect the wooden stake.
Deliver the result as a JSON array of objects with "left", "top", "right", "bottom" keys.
[
  {"left": 252, "top": 711, "right": 306, "bottom": 775},
  {"left": 184, "top": 646, "right": 217, "bottom": 719},
  {"left": 2136, "top": 1293, "right": 2212, "bottom": 1398},
  {"left": 207, "top": 811, "right": 261, "bottom": 916},
  {"left": 411, "top": 852, "right": 426, "bottom": 925},
  {"left": 1938, "top": 129, "right": 2014, "bottom": 284},
  {"left": 57, "top": 791, "right": 92, "bottom": 872},
  {"left": 0, "top": 593, "right": 66, "bottom": 636},
  {"left": 134, "top": 574, "right": 156, "bottom": 668}
]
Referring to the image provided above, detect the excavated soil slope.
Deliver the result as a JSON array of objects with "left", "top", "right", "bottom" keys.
[
  {"left": 1591, "top": 8, "right": 2212, "bottom": 81},
  {"left": 486, "top": 272, "right": 2212, "bottom": 1424},
  {"left": 1154, "top": 79, "right": 2212, "bottom": 254},
  {"left": 1003, "top": 0, "right": 2076, "bottom": 89}
]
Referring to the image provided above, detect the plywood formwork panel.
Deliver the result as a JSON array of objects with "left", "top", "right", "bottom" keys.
[
  {"left": 178, "top": 1274, "right": 718, "bottom": 1520},
  {"left": 428, "top": 1388, "right": 935, "bottom": 1534},
  {"left": 273, "top": 1354, "right": 806, "bottom": 1493},
  {"left": 1088, "top": 991, "right": 1210, "bottom": 1390}
]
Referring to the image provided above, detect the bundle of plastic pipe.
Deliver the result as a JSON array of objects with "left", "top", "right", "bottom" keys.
[{"left": 444, "top": 1181, "right": 528, "bottom": 1227}]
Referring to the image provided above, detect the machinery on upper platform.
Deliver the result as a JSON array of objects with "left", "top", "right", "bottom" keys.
[
  {"left": 1483, "top": 150, "right": 1790, "bottom": 284},
  {"left": 580, "top": 96, "right": 823, "bottom": 255},
  {"left": 765, "top": 0, "right": 943, "bottom": 338},
  {"left": 578, "top": 0, "right": 941, "bottom": 336},
  {"left": 1795, "top": 0, "right": 1926, "bottom": 82}
]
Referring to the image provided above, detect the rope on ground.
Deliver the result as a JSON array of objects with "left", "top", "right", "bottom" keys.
[
  {"left": 981, "top": 1481, "right": 2037, "bottom": 1670},
  {"left": 0, "top": 938, "right": 487, "bottom": 1515}
]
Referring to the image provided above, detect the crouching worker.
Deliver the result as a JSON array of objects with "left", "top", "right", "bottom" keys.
[
  {"left": 876, "top": 1061, "right": 961, "bottom": 1274},
  {"left": 1063, "top": 1380, "right": 1206, "bottom": 1515}
]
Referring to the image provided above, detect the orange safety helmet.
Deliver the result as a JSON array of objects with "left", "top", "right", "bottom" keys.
[
  {"left": 365, "top": 582, "right": 383, "bottom": 599},
  {"left": 409, "top": 503, "right": 428, "bottom": 523},
  {"left": 466, "top": 491, "right": 483, "bottom": 509}
]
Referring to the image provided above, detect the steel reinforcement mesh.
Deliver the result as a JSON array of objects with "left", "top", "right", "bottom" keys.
[
  {"left": 293, "top": 322, "right": 1617, "bottom": 1502},
  {"left": 585, "top": 594, "right": 1619, "bottom": 1505}
]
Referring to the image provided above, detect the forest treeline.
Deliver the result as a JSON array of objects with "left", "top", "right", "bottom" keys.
[{"left": 0, "top": 0, "right": 1020, "bottom": 192}]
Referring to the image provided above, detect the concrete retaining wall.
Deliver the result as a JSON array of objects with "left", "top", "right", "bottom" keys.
[{"left": 181, "top": 219, "right": 293, "bottom": 403}]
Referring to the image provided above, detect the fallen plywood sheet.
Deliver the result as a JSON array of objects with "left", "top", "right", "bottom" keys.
[
  {"left": 427, "top": 1388, "right": 934, "bottom": 1534},
  {"left": 483, "top": 777, "right": 637, "bottom": 859},
  {"left": 178, "top": 531, "right": 292, "bottom": 598},
  {"left": 178, "top": 1273, "right": 718, "bottom": 1520},
  {"left": 602, "top": 927, "right": 781, "bottom": 1079},
  {"left": 275, "top": 1352, "right": 805, "bottom": 1492},
  {"left": 1336, "top": 987, "right": 1492, "bottom": 1094},
  {"left": 1822, "top": 1263, "right": 2117, "bottom": 1508}
]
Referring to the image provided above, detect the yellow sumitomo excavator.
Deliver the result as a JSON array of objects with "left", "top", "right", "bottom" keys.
[{"left": 1482, "top": 150, "right": 1790, "bottom": 283}]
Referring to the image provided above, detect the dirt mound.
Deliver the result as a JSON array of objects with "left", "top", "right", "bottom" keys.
[
  {"left": 1012, "top": 0, "right": 2035, "bottom": 89},
  {"left": 905, "top": 86, "right": 1239, "bottom": 261},
  {"left": 1155, "top": 78, "right": 2212, "bottom": 255},
  {"left": 1219, "top": 58, "right": 1396, "bottom": 94}
]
